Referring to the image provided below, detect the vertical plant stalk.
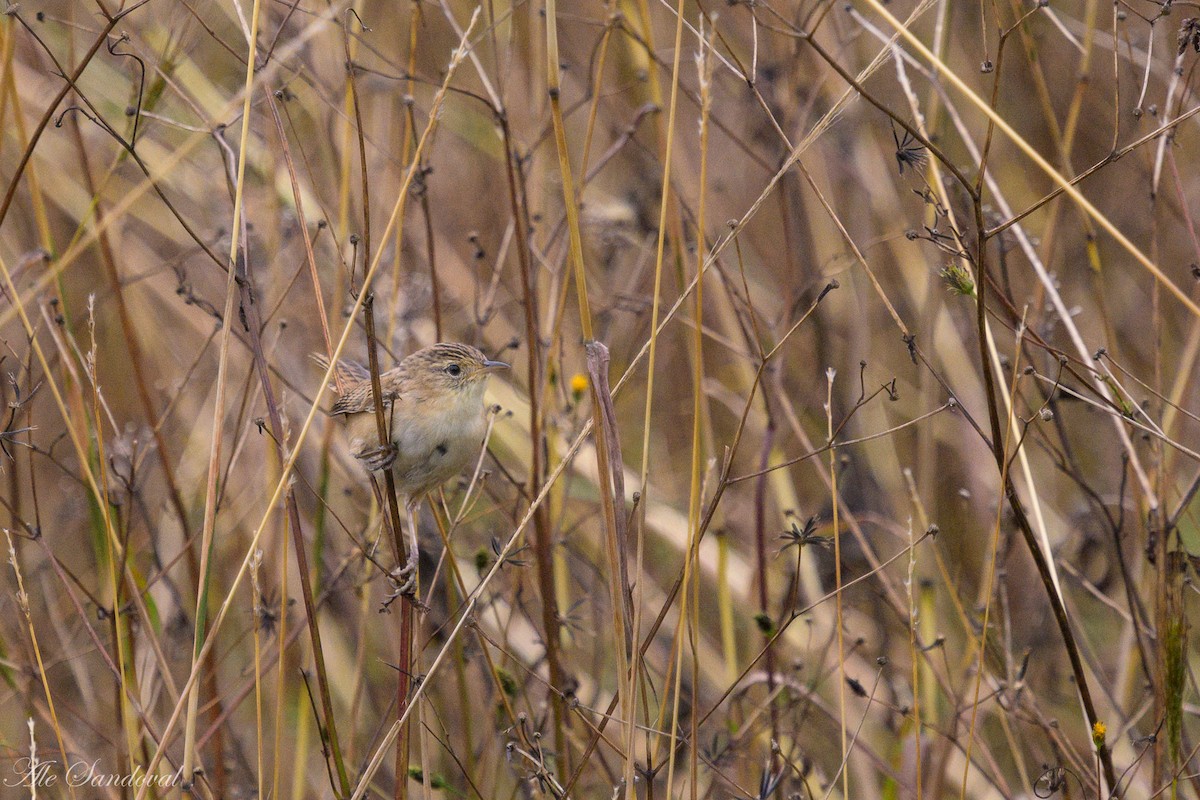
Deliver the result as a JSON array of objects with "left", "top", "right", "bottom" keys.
[
  {"left": 265, "top": 90, "right": 340, "bottom": 392},
  {"left": 960, "top": 316, "right": 1025, "bottom": 798},
  {"left": 241, "top": 210, "right": 354, "bottom": 797},
  {"left": 626, "top": 0, "right": 686, "bottom": 794},
  {"left": 906, "top": 515, "right": 924, "bottom": 800},
  {"left": 339, "top": 9, "right": 418, "bottom": 795},
  {"left": 451, "top": 7, "right": 554, "bottom": 724},
  {"left": 410, "top": 9, "right": 445, "bottom": 343},
  {"left": 586, "top": 342, "right": 634, "bottom": 727},
  {"left": 666, "top": 18, "right": 714, "bottom": 798},
  {"left": 180, "top": 0, "right": 265, "bottom": 785},
  {"left": 544, "top": 3, "right": 594, "bottom": 342},
  {"left": 977, "top": 134, "right": 1119, "bottom": 800},
  {"left": 83, "top": 306, "right": 140, "bottom": 789},
  {"left": 827, "top": 370, "right": 848, "bottom": 800},
  {"left": 498, "top": 106, "right": 561, "bottom": 780},
  {"left": 541, "top": 0, "right": 584, "bottom": 770},
  {"left": 250, "top": 552, "right": 266, "bottom": 800},
  {"left": 620, "top": 14, "right": 697, "bottom": 780},
  {"left": 753, "top": 416, "right": 778, "bottom": 742},
  {"left": 362, "top": 293, "right": 416, "bottom": 800},
  {"left": 269, "top": 569, "right": 292, "bottom": 795},
  {"left": 4, "top": 530, "right": 79, "bottom": 800}
]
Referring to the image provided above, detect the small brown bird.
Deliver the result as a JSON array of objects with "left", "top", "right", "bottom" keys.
[{"left": 317, "top": 342, "right": 509, "bottom": 592}]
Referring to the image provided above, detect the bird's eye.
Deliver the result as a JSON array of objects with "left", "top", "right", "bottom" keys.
[{"left": 444, "top": 363, "right": 462, "bottom": 377}]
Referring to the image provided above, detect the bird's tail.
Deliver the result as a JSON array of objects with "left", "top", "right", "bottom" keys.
[{"left": 310, "top": 352, "right": 372, "bottom": 389}]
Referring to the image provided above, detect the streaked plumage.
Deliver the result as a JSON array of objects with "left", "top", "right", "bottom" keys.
[
  {"left": 316, "top": 342, "right": 508, "bottom": 593},
  {"left": 319, "top": 342, "right": 508, "bottom": 498}
]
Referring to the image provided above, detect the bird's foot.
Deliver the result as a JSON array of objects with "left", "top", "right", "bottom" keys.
[
  {"left": 388, "top": 549, "right": 420, "bottom": 598},
  {"left": 359, "top": 442, "right": 397, "bottom": 472}
]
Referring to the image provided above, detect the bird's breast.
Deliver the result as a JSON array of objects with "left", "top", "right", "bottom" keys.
[
  {"left": 342, "top": 381, "right": 491, "bottom": 500},
  {"left": 391, "top": 394, "right": 488, "bottom": 497}
]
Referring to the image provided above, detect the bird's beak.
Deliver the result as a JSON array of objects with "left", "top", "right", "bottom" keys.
[{"left": 482, "top": 359, "right": 510, "bottom": 373}]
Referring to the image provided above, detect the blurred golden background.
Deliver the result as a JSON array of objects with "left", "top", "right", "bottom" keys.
[{"left": 0, "top": 1, "right": 1197, "bottom": 797}]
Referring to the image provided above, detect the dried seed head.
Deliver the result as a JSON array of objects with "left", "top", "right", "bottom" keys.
[
  {"left": 940, "top": 263, "right": 976, "bottom": 297},
  {"left": 1179, "top": 18, "right": 1200, "bottom": 54}
]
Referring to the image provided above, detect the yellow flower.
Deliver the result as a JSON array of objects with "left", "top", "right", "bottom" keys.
[
  {"left": 570, "top": 373, "right": 588, "bottom": 399},
  {"left": 1092, "top": 721, "right": 1107, "bottom": 749}
]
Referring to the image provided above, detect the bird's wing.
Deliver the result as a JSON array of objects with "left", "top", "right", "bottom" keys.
[
  {"left": 313, "top": 352, "right": 386, "bottom": 416},
  {"left": 329, "top": 370, "right": 405, "bottom": 416},
  {"left": 329, "top": 382, "right": 376, "bottom": 416},
  {"left": 310, "top": 352, "right": 372, "bottom": 385}
]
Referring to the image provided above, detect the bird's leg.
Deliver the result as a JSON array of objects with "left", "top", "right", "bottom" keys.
[
  {"left": 367, "top": 475, "right": 397, "bottom": 543},
  {"left": 392, "top": 497, "right": 421, "bottom": 597}
]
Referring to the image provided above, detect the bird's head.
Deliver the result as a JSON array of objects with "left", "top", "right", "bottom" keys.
[{"left": 410, "top": 342, "right": 509, "bottom": 398}]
